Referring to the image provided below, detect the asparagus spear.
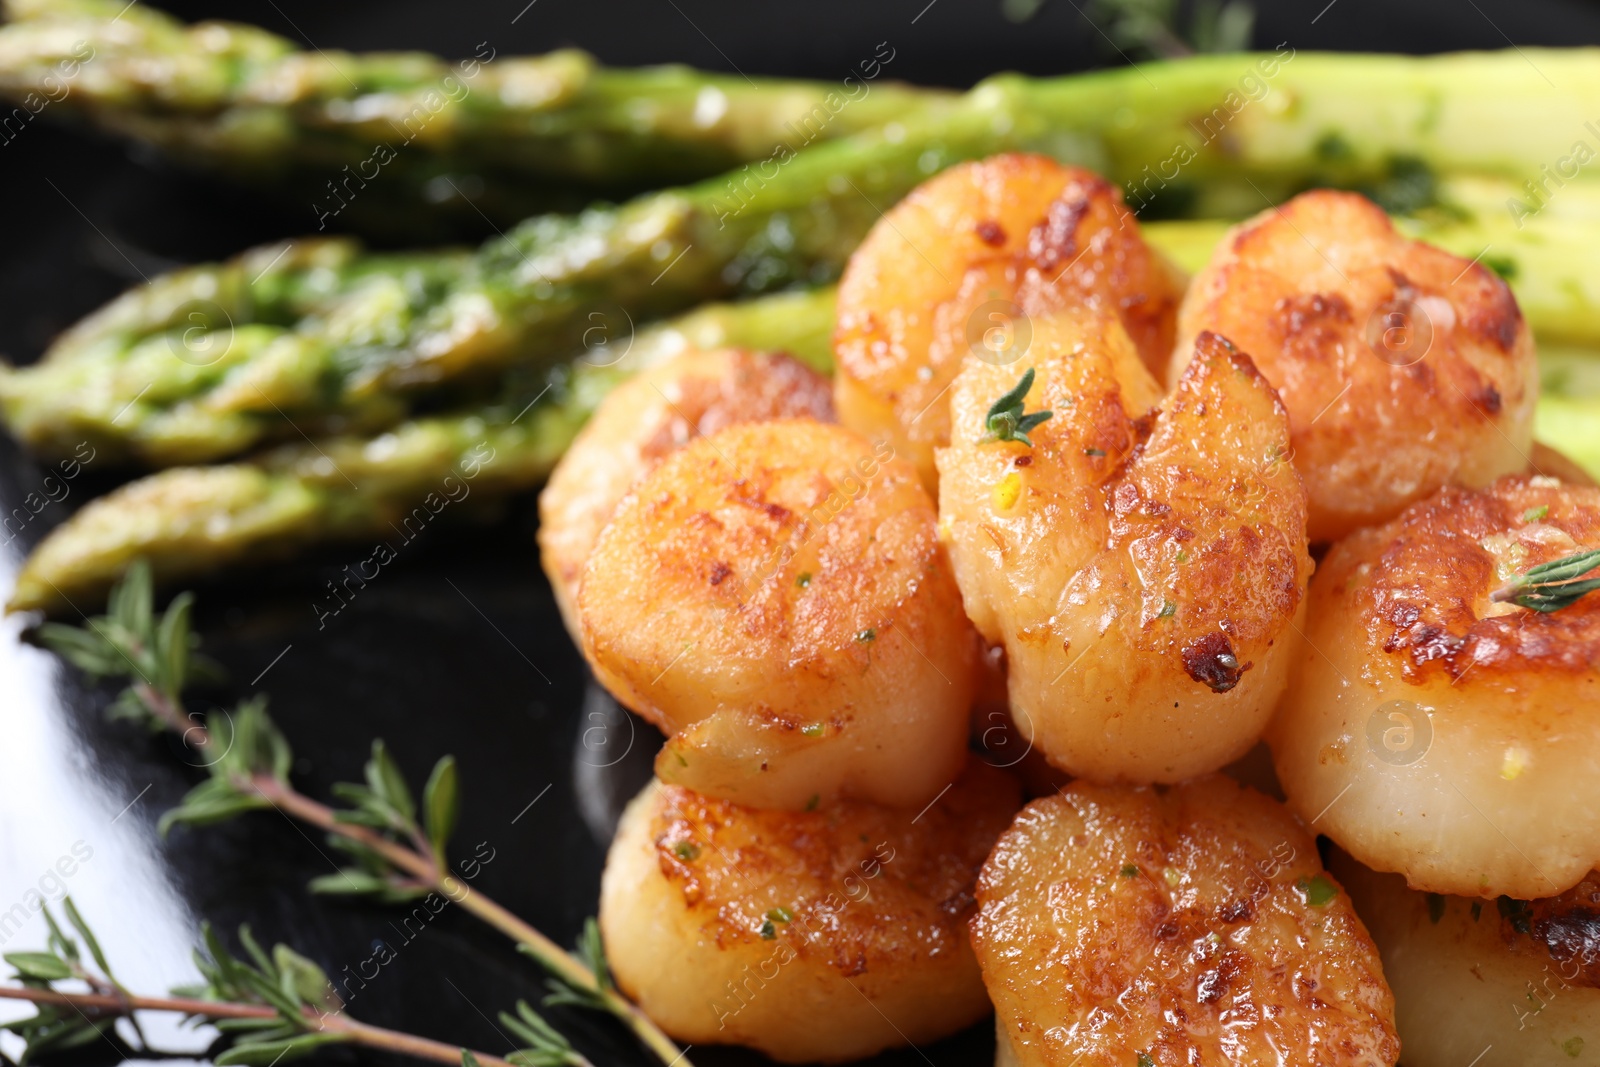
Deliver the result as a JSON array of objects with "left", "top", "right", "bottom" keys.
[
  {"left": 13, "top": 171, "right": 1600, "bottom": 617},
  {"left": 0, "top": 0, "right": 944, "bottom": 198},
  {"left": 5, "top": 288, "right": 837, "bottom": 615},
  {"left": 1538, "top": 345, "right": 1600, "bottom": 481},
  {"left": 0, "top": 96, "right": 992, "bottom": 466},
  {"left": 7, "top": 67, "right": 1599, "bottom": 471},
  {"left": 9, "top": 46, "right": 1599, "bottom": 469},
  {"left": 11, "top": 0, "right": 1600, "bottom": 231}
]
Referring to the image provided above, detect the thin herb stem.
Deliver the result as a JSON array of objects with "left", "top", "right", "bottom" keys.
[
  {"left": 246, "top": 776, "right": 686, "bottom": 1067},
  {"left": 133, "top": 678, "right": 209, "bottom": 751},
  {"left": 35, "top": 563, "right": 683, "bottom": 1067},
  {"left": 0, "top": 985, "right": 276, "bottom": 1019},
  {"left": 1490, "top": 546, "right": 1600, "bottom": 612},
  {"left": 0, "top": 987, "right": 519, "bottom": 1067},
  {"left": 336, "top": 1016, "right": 526, "bottom": 1067}
]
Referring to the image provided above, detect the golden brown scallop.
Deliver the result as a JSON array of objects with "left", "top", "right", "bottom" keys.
[
  {"left": 1172, "top": 189, "right": 1538, "bottom": 542},
  {"left": 937, "top": 312, "right": 1312, "bottom": 782},
  {"left": 1332, "top": 849, "right": 1600, "bottom": 1067},
  {"left": 972, "top": 776, "right": 1399, "bottom": 1067},
  {"left": 537, "top": 348, "right": 833, "bottom": 637},
  {"left": 599, "top": 758, "right": 1021, "bottom": 1063},
  {"left": 578, "top": 418, "right": 977, "bottom": 810},
  {"left": 1268, "top": 475, "right": 1600, "bottom": 899},
  {"left": 834, "top": 153, "right": 1185, "bottom": 487}
]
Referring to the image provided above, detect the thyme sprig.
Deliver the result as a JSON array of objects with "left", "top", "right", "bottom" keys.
[
  {"left": 537, "top": 920, "right": 612, "bottom": 1013},
  {"left": 494, "top": 1001, "right": 594, "bottom": 1067},
  {"left": 1491, "top": 547, "right": 1600, "bottom": 613},
  {"left": 2, "top": 896, "right": 143, "bottom": 1061},
  {"left": 981, "top": 368, "right": 1054, "bottom": 448},
  {"left": 1083, "top": 0, "right": 1255, "bottom": 58},
  {"left": 0, "top": 899, "right": 578, "bottom": 1067},
  {"left": 32, "top": 562, "right": 691, "bottom": 1067},
  {"left": 35, "top": 561, "right": 217, "bottom": 741}
]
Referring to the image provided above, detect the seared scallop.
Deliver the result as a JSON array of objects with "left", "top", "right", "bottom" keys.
[
  {"left": 1333, "top": 849, "right": 1600, "bottom": 1067},
  {"left": 1268, "top": 475, "right": 1600, "bottom": 899},
  {"left": 1172, "top": 189, "right": 1537, "bottom": 542},
  {"left": 937, "top": 312, "right": 1311, "bottom": 782},
  {"left": 600, "top": 757, "right": 1021, "bottom": 1063},
  {"left": 972, "top": 775, "right": 1399, "bottom": 1067},
  {"left": 834, "top": 153, "right": 1185, "bottom": 487},
  {"left": 538, "top": 348, "right": 833, "bottom": 637},
  {"left": 578, "top": 418, "right": 977, "bottom": 810}
]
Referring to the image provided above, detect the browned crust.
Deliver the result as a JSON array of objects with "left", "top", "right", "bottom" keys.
[
  {"left": 835, "top": 152, "right": 1184, "bottom": 395},
  {"left": 1114, "top": 330, "right": 1309, "bottom": 655},
  {"left": 631, "top": 351, "right": 835, "bottom": 463},
  {"left": 1493, "top": 872, "right": 1600, "bottom": 988},
  {"left": 1321, "top": 475, "right": 1600, "bottom": 681},
  {"left": 1178, "top": 189, "right": 1537, "bottom": 541},
  {"left": 580, "top": 420, "right": 958, "bottom": 701},
  {"left": 1217, "top": 189, "right": 1526, "bottom": 375},
  {"left": 648, "top": 759, "right": 1021, "bottom": 975},
  {"left": 539, "top": 348, "right": 833, "bottom": 614},
  {"left": 972, "top": 776, "right": 1398, "bottom": 1065}
]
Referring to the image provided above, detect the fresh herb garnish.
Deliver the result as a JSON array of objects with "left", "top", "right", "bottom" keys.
[
  {"left": 0, "top": 900, "right": 573, "bottom": 1067},
  {"left": 1491, "top": 547, "right": 1600, "bottom": 613},
  {"left": 981, "top": 368, "right": 1053, "bottom": 448},
  {"left": 1297, "top": 874, "right": 1338, "bottom": 907},
  {"left": 28, "top": 563, "right": 690, "bottom": 1067},
  {"left": 1083, "top": 0, "right": 1255, "bottom": 58}
]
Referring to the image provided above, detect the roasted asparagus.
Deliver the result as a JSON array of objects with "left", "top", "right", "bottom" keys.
[{"left": 4, "top": 288, "right": 837, "bottom": 614}]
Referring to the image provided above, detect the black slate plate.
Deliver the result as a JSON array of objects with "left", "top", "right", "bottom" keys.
[{"left": 3, "top": 2, "right": 1599, "bottom": 1066}]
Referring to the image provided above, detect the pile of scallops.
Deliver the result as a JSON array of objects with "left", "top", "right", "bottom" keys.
[{"left": 538, "top": 154, "right": 1600, "bottom": 1067}]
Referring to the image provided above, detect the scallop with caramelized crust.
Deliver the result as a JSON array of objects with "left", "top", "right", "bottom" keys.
[
  {"left": 538, "top": 348, "right": 833, "bottom": 637},
  {"left": 578, "top": 418, "right": 977, "bottom": 810},
  {"left": 937, "top": 313, "right": 1312, "bottom": 782},
  {"left": 1268, "top": 475, "right": 1600, "bottom": 899},
  {"left": 1332, "top": 849, "right": 1600, "bottom": 1067},
  {"left": 973, "top": 776, "right": 1399, "bottom": 1067},
  {"left": 600, "top": 758, "right": 1021, "bottom": 1063},
  {"left": 1172, "top": 189, "right": 1537, "bottom": 542},
  {"left": 834, "top": 153, "right": 1185, "bottom": 487}
]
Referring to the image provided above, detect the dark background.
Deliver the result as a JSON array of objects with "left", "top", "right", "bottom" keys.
[{"left": 2, "top": 2, "right": 1598, "bottom": 1066}]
